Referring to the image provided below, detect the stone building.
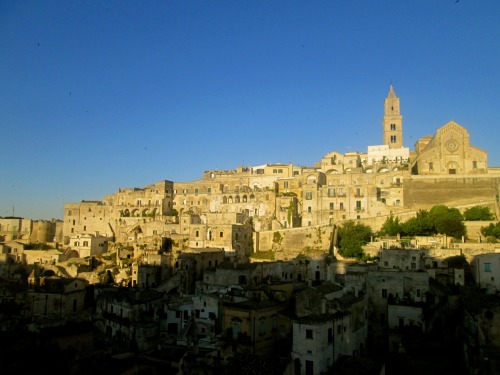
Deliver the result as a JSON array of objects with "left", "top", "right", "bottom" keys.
[
  {"left": 28, "top": 276, "right": 88, "bottom": 318},
  {"left": 470, "top": 252, "right": 500, "bottom": 294},
  {"left": 291, "top": 312, "right": 352, "bottom": 375},
  {"left": 94, "top": 288, "right": 164, "bottom": 352},
  {"left": 221, "top": 298, "right": 288, "bottom": 355},
  {"left": 412, "top": 120, "right": 488, "bottom": 175},
  {"left": 68, "top": 232, "right": 112, "bottom": 258}
]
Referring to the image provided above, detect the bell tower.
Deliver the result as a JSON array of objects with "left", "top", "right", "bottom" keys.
[{"left": 383, "top": 85, "right": 403, "bottom": 148}]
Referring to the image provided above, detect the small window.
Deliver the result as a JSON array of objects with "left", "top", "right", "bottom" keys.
[
  {"left": 306, "top": 329, "right": 313, "bottom": 339},
  {"left": 305, "top": 192, "right": 312, "bottom": 200},
  {"left": 484, "top": 263, "right": 491, "bottom": 272},
  {"left": 259, "top": 319, "right": 266, "bottom": 336},
  {"left": 382, "top": 288, "right": 387, "bottom": 299},
  {"left": 219, "top": 231, "right": 223, "bottom": 238}
]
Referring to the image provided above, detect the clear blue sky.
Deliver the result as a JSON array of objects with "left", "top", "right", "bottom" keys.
[{"left": 1, "top": 0, "right": 499, "bottom": 220}]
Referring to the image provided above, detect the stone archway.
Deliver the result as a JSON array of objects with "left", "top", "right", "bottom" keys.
[{"left": 446, "top": 161, "right": 459, "bottom": 174}]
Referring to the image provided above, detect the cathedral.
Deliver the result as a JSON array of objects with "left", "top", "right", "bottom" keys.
[{"left": 381, "top": 85, "right": 488, "bottom": 175}]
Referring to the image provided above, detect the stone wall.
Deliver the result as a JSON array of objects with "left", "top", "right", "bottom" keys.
[
  {"left": 403, "top": 175, "right": 500, "bottom": 211},
  {"left": 254, "top": 225, "right": 333, "bottom": 259}
]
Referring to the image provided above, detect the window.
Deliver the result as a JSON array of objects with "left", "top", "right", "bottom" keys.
[
  {"left": 473, "top": 161, "right": 478, "bottom": 169},
  {"left": 195, "top": 230, "right": 199, "bottom": 237},
  {"left": 484, "top": 263, "right": 491, "bottom": 272},
  {"left": 83, "top": 241, "right": 88, "bottom": 247},
  {"left": 356, "top": 201, "right": 361, "bottom": 210},
  {"left": 232, "top": 320, "right": 241, "bottom": 340},
  {"left": 382, "top": 288, "right": 387, "bottom": 299},
  {"left": 328, "top": 188, "right": 335, "bottom": 197},
  {"left": 219, "top": 231, "right": 223, "bottom": 238},
  {"left": 339, "top": 202, "right": 344, "bottom": 210},
  {"left": 194, "top": 188, "right": 199, "bottom": 195},
  {"left": 390, "top": 123, "right": 396, "bottom": 131},
  {"left": 305, "top": 192, "right": 312, "bottom": 200},
  {"left": 307, "top": 207, "right": 312, "bottom": 213},
  {"left": 208, "top": 187, "right": 211, "bottom": 194},
  {"left": 390, "top": 135, "right": 397, "bottom": 143},
  {"left": 284, "top": 181, "right": 289, "bottom": 189},
  {"left": 259, "top": 319, "right": 265, "bottom": 336},
  {"left": 329, "top": 202, "right": 334, "bottom": 210},
  {"left": 328, "top": 328, "right": 333, "bottom": 343},
  {"left": 429, "top": 162, "right": 434, "bottom": 171},
  {"left": 306, "top": 329, "right": 313, "bottom": 339}
]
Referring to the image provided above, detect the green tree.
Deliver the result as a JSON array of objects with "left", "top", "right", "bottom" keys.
[
  {"left": 401, "top": 214, "right": 434, "bottom": 236},
  {"left": 464, "top": 206, "right": 494, "bottom": 221},
  {"left": 481, "top": 222, "right": 500, "bottom": 239},
  {"left": 338, "top": 221, "right": 372, "bottom": 259},
  {"left": 437, "top": 217, "right": 466, "bottom": 238},
  {"left": 429, "top": 205, "right": 463, "bottom": 222},
  {"left": 428, "top": 205, "right": 466, "bottom": 238},
  {"left": 379, "top": 215, "right": 402, "bottom": 236}
]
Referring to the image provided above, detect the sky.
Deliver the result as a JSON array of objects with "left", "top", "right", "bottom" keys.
[{"left": 1, "top": 0, "right": 499, "bottom": 220}]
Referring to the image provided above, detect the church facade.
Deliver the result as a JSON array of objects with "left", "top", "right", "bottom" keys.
[{"left": 412, "top": 120, "right": 488, "bottom": 175}]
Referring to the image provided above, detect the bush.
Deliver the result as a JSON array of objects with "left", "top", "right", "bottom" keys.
[{"left": 464, "top": 206, "right": 494, "bottom": 221}]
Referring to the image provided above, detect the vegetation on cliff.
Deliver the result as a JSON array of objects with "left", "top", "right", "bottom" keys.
[{"left": 378, "top": 205, "right": 467, "bottom": 239}]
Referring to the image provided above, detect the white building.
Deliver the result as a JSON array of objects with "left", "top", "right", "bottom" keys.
[
  {"left": 471, "top": 253, "right": 500, "bottom": 294},
  {"left": 367, "top": 144, "right": 410, "bottom": 166},
  {"left": 69, "top": 232, "right": 111, "bottom": 258},
  {"left": 291, "top": 312, "right": 352, "bottom": 375}
]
